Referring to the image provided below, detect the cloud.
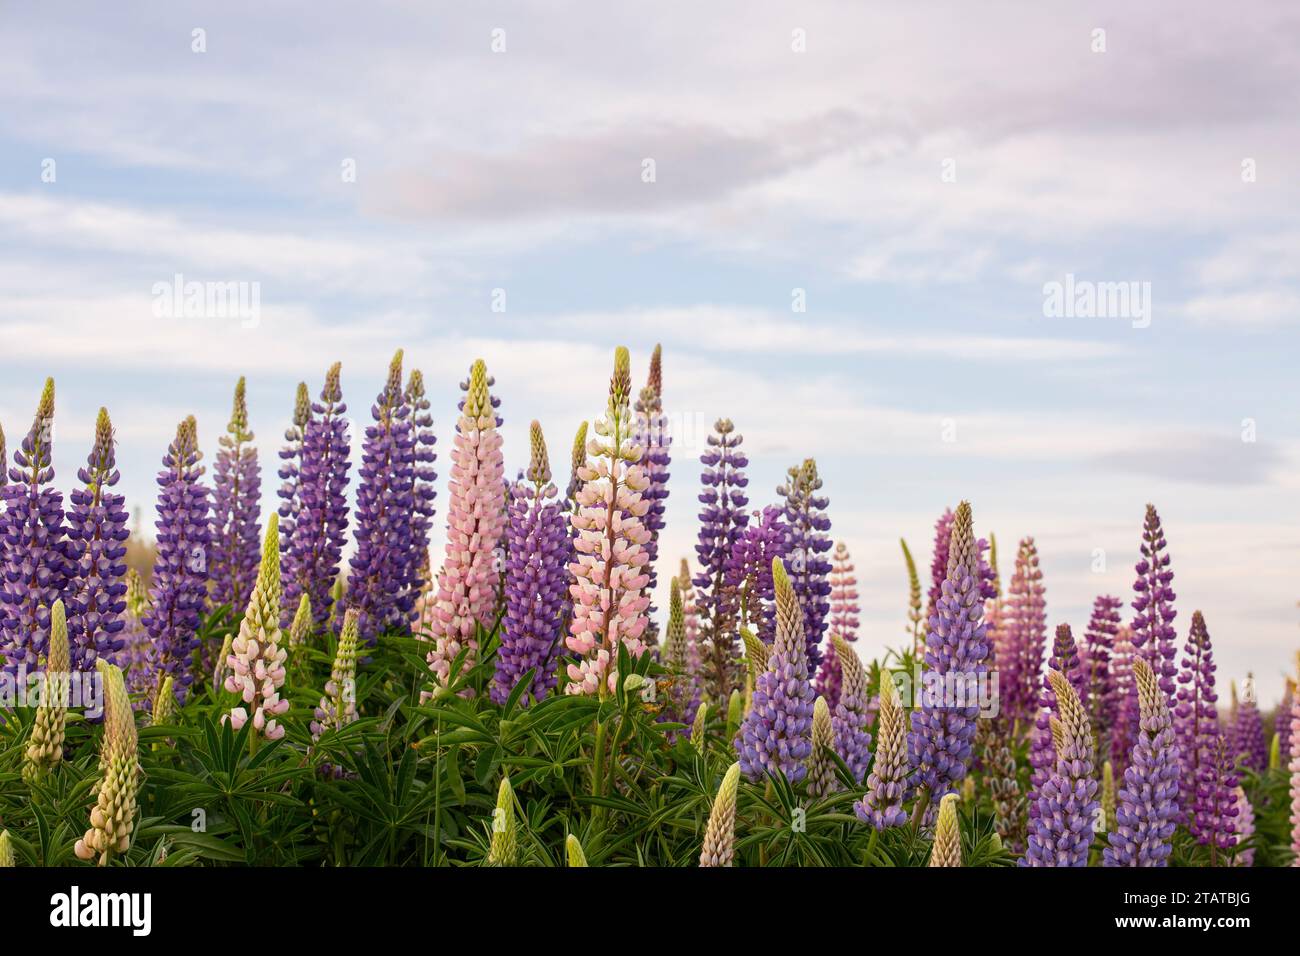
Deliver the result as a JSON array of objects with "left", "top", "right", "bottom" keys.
[{"left": 1092, "top": 434, "right": 1285, "bottom": 486}]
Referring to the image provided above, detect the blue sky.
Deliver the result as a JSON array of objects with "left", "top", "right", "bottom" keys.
[{"left": 2, "top": 2, "right": 1298, "bottom": 702}]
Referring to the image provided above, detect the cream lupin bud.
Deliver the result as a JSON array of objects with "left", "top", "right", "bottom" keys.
[
  {"left": 0, "top": 830, "right": 13, "bottom": 867},
  {"left": 224, "top": 513, "right": 289, "bottom": 740},
  {"left": 312, "top": 607, "right": 359, "bottom": 740},
  {"left": 152, "top": 676, "right": 175, "bottom": 725},
  {"left": 740, "top": 626, "right": 768, "bottom": 696},
  {"left": 290, "top": 593, "right": 312, "bottom": 648},
  {"left": 808, "top": 696, "right": 836, "bottom": 797},
  {"left": 664, "top": 578, "right": 687, "bottom": 666},
  {"left": 692, "top": 701, "right": 709, "bottom": 747},
  {"left": 74, "top": 661, "right": 139, "bottom": 865},
  {"left": 24, "top": 598, "right": 70, "bottom": 782},
  {"left": 699, "top": 762, "right": 742, "bottom": 867},
  {"left": 929, "top": 792, "right": 962, "bottom": 867},
  {"left": 566, "top": 833, "right": 588, "bottom": 867},
  {"left": 487, "top": 777, "right": 518, "bottom": 866},
  {"left": 1101, "top": 761, "right": 1116, "bottom": 833},
  {"left": 726, "top": 689, "right": 743, "bottom": 739}
]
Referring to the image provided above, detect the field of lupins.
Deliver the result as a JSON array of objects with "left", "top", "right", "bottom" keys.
[{"left": 0, "top": 345, "right": 1297, "bottom": 868}]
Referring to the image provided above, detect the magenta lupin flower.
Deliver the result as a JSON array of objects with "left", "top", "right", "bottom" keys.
[
  {"left": 426, "top": 359, "right": 506, "bottom": 693},
  {"left": 1104, "top": 657, "right": 1181, "bottom": 867},
  {"left": 1, "top": 378, "right": 71, "bottom": 673},
  {"left": 1230, "top": 675, "right": 1267, "bottom": 774},
  {"left": 1287, "top": 667, "right": 1300, "bottom": 864},
  {"left": 283, "top": 362, "right": 351, "bottom": 630},
  {"left": 1191, "top": 733, "right": 1239, "bottom": 858},
  {"left": 1108, "top": 626, "right": 1138, "bottom": 772},
  {"left": 492, "top": 421, "right": 567, "bottom": 706},
  {"left": 142, "top": 416, "right": 211, "bottom": 702},
  {"left": 814, "top": 541, "right": 859, "bottom": 709},
  {"left": 64, "top": 408, "right": 129, "bottom": 671},
  {"left": 564, "top": 347, "right": 652, "bottom": 696},
  {"left": 925, "top": 508, "right": 954, "bottom": 625},
  {"left": 1175, "top": 610, "right": 1219, "bottom": 821},
  {"left": 1280, "top": 678, "right": 1294, "bottom": 769},
  {"left": 210, "top": 377, "right": 262, "bottom": 617},
  {"left": 734, "top": 558, "right": 815, "bottom": 782},
  {"left": 1083, "top": 595, "right": 1122, "bottom": 758},
  {"left": 998, "top": 536, "right": 1046, "bottom": 730},
  {"left": 1130, "top": 504, "right": 1178, "bottom": 701},
  {"left": 633, "top": 344, "right": 670, "bottom": 634},
  {"left": 908, "top": 501, "right": 990, "bottom": 808}
]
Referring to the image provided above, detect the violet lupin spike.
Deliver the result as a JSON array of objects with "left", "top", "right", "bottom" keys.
[
  {"left": 1029, "top": 624, "right": 1083, "bottom": 817},
  {"left": 64, "top": 407, "right": 129, "bottom": 671},
  {"left": 855, "top": 668, "right": 908, "bottom": 829},
  {"left": 405, "top": 369, "right": 438, "bottom": 592},
  {"left": 1021, "top": 670, "right": 1099, "bottom": 867},
  {"left": 724, "top": 504, "right": 787, "bottom": 649},
  {"left": 1279, "top": 678, "right": 1294, "bottom": 767},
  {"left": 1231, "top": 674, "right": 1267, "bottom": 774},
  {"left": 1192, "top": 733, "right": 1239, "bottom": 860},
  {"left": 777, "top": 458, "right": 832, "bottom": 671},
  {"left": 908, "top": 501, "right": 990, "bottom": 814},
  {"left": 276, "top": 382, "right": 312, "bottom": 555},
  {"left": 142, "top": 416, "right": 211, "bottom": 703},
  {"left": 692, "top": 418, "right": 750, "bottom": 699},
  {"left": 1175, "top": 610, "right": 1218, "bottom": 820},
  {"left": 1288, "top": 660, "right": 1300, "bottom": 865},
  {"left": 734, "top": 558, "right": 814, "bottom": 782},
  {"left": 426, "top": 359, "right": 506, "bottom": 693},
  {"left": 0, "top": 377, "right": 70, "bottom": 672},
  {"left": 347, "top": 350, "right": 418, "bottom": 643},
  {"left": 829, "top": 634, "right": 872, "bottom": 785},
  {"left": 492, "top": 421, "right": 567, "bottom": 706},
  {"left": 633, "top": 344, "right": 670, "bottom": 635},
  {"left": 1083, "top": 595, "right": 1122, "bottom": 761},
  {"left": 210, "top": 377, "right": 262, "bottom": 617},
  {"left": 564, "top": 347, "right": 653, "bottom": 696},
  {"left": 284, "top": 362, "right": 351, "bottom": 630},
  {"left": 1130, "top": 504, "right": 1178, "bottom": 701},
  {"left": 1103, "top": 657, "right": 1180, "bottom": 867},
  {"left": 815, "top": 541, "right": 860, "bottom": 709}
]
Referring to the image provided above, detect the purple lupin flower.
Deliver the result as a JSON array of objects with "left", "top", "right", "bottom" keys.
[
  {"left": 1029, "top": 624, "right": 1083, "bottom": 819},
  {"left": 777, "top": 458, "right": 832, "bottom": 671},
  {"left": 284, "top": 362, "right": 351, "bottom": 630},
  {"left": 209, "top": 377, "right": 262, "bottom": 616},
  {"left": 63, "top": 408, "right": 129, "bottom": 671},
  {"left": 1104, "top": 657, "right": 1180, "bottom": 867},
  {"left": 908, "top": 500, "right": 990, "bottom": 810},
  {"left": 405, "top": 368, "right": 438, "bottom": 591},
  {"left": 1192, "top": 733, "right": 1240, "bottom": 860},
  {"left": 925, "top": 508, "right": 954, "bottom": 625},
  {"left": 692, "top": 418, "right": 749, "bottom": 698},
  {"left": 1022, "top": 669, "right": 1099, "bottom": 867},
  {"left": 999, "top": 536, "right": 1046, "bottom": 731},
  {"left": 142, "top": 416, "right": 211, "bottom": 702},
  {"left": 1280, "top": 678, "right": 1295, "bottom": 768},
  {"left": 1175, "top": 610, "right": 1219, "bottom": 819},
  {"left": 492, "top": 422, "right": 567, "bottom": 706},
  {"left": 276, "top": 382, "right": 312, "bottom": 556},
  {"left": 1130, "top": 503, "right": 1178, "bottom": 700},
  {"left": 735, "top": 557, "right": 814, "bottom": 782},
  {"left": 633, "top": 344, "right": 670, "bottom": 635},
  {"left": 1083, "top": 595, "right": 1122, "bottom": 760},
  {"left": 724, "top": 505, "right": 786, "bottom": 647},
  {"left": 1, "top": 378, "right": 71, "bottom": 673},
  {"left": 830, "top": 635, "right": 872, "bottom": 784},
  {"left": 1231, "top": 675, "right": 1268, "bottom": 774},
  {"left": 346, "top": 349, "right": 418, "bottom": 643}
]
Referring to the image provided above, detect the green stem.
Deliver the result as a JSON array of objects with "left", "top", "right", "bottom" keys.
[{"left": 911, "top": 787, "right": 931, "bottom": 832}]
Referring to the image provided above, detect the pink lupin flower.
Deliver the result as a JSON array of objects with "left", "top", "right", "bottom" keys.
[
  {"left": 224, "top": 513, "right": 289, "bottom": 741},
  {"left": 425, "top": 360, "right": 506, "bottom": 694},
  {"left": 565, "top": 347, "right": 652, "bottom": 696}
]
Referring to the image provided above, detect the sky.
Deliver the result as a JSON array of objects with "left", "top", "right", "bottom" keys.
[{"left": 1, "top": 2, "right": 1298, "bottom": 704}]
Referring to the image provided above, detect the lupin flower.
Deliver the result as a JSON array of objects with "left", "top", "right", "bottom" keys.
[
  {"left": 726, "top": 688, "right": 743, "bottom": 740},
  {"left": 692, "top": 701, "right": 709, "bottom": 746},
  {"left": 1022, "top": 670, "right": 1099, "bottom": 866},
  {"left": 678, "top": 557, "right": 706, "bottom": 710},
  {"left": 492, "top": 421, "right": 567, "bottom": 706},
  {"left": 659, "top": 577, "right": 701, "bottom": 734},
  {"left": 699, "top": 762, "right": 742, "bottom": 867},
  {"left": 807, "top": 696, "right": 837, "bottom": 797},
  {"left": 1083, "top": 595, "right": 1122, "bottom": 760},
  {"left": 1, "top": 378, "right": 70, "bottom": 672},
  {"left": 1130, "top": 504, "right": 1179, "bottom": 701},
  {"left": 565, "top": 421, "right": 589, "bottom": 507},
  {"left": 564, "top": 347, "right": 652, "bottom": 696},
  {"left": 1108, "top": 627, "right": 1137, "bottom": 772},
  {"left": 74, "top": 661, "right": 139, "bottom": 866},
  {"left": 908, "top": 501, "right": 990, "bottom": 809},
  {"left": 735, "top": 559, "right": 815, "bottom": 782},
  {"left": 856, "top": 667, "right": 908, "bottom": 829},
  {"left": 1232, "top": 786, "right": 1255, "bottom": 867},
  {"left": 566, "top": 834, "right": 588, "bottom": 867},
  {"left": 289, "top": 593, "right": 312, "bottom": 649},
  {"left": 223, "top": 514, "right": 289, "bottom": 741},
  {"left": 830, "top": 635, "right": 872, "bottom": 785},
  {"left": 1287, "top": 659, "right": 1300, "bottom": 865},
  {"left": 142, "top": 416, "right": 211, "bottom": 702},
  {"left": 311, "top": 607, "right": 359, "bottom": 743},
  {"left": 405, "top": 368, "right": 439, "bottom": 590},
  {"left": 284, "top": 362, "right": 352, "bottom": 630},
  {"left": 1175, "top": 610, "right": 1219, "bottom": 817},
  {"left": 998, "top": 536, "right": 1046, "bottom": 730},
  {"left": 633, "top": 344, "right": 670, "bottom": 632},
  {"left": 777, "top": 458, "right": 832, "bottom": 671},
  {"left": 348, "top": 350, "right": 419, "bottom": 643},
  {"left": 486, "top": 777, "right": 518, "bottom": 867},
  {"left": 900, "top": 539, "right": 925, "bottom": 656},
  {"left": 929, "top": 793, "right": 962, "bottom": 867},
  {"left": 116, "top": 568, "right": 154, "bottom": 703},
  {"left": 23, "top": 598, "right": 70, "bottom": 782},
  {"left": 1029, "top": 624, "right": 1083, "bottom": 818},
  {"left": 739, "top": 625, "right": 767, "bottom": 715},
  {"left": 1104, "top": 658, "right": 1181, "bottom": 867},
  {"left": 1230, "top": 681, "right": 1268, "bottom": 776},
  {"left": 724, "top": 505, "right": 787, "bottom": 650},
  {"left": 0, "top": 830, "right": 12, "bottom": 867},
  {"left": 276, "top": 382, "right": 312, "bottom": 549},
  {"left": 692, "top": 418, "right": 750, "bottom": 698},
  {"left": 1279, "top": 678, "right": 1294, "bottom": 767},
  {"left": 64, "top": 407, "right": 129, "bottom": 671},
  {"left": 988, "top": 739, "right": 1024, "bottom": 851},
  {"left": 1101, "top": 761, "right": 1116, "bottom": 833},
  {"left": 427, "top": 359, "right": 506, "bottom": 692},
  {"left": 815, "top": 541, "right": 860, "bottom": 708},
  {"left": 1192, "top": 734, "right": 1239, "bottom": 858},
  {"left": 210, "top": 378, "right": 262, "bottom": 616},
  {"left": 925, "top": 508, "right": 954, "bottom": 626},
  {"left": 152, "top": 675, "right": 175, "bottom": 728}
]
